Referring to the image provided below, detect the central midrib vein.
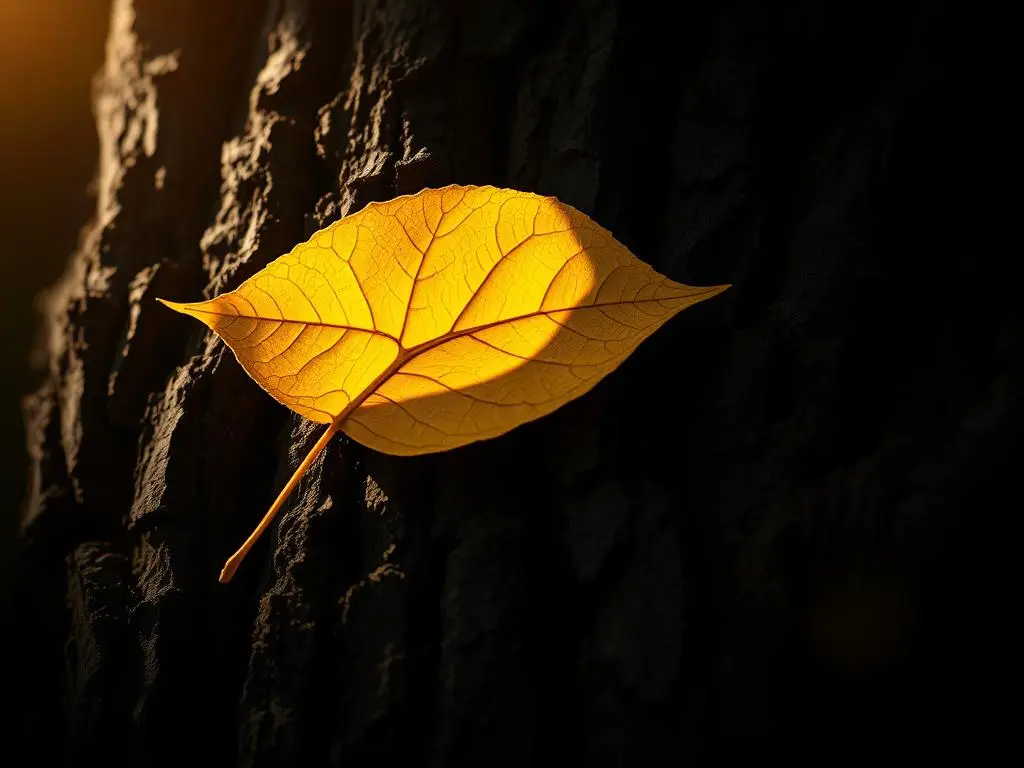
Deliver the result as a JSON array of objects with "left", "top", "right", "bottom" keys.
[{"left": 189, "top": 287, "right": 720, "bottom": 356}]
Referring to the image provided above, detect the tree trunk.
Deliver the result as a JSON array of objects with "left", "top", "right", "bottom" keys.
[{"left": 7, "top": 0, "right": 1021, "bottom": 766}]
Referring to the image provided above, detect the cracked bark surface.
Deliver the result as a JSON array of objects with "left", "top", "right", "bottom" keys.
[{"left": 5, "top": 1, "right": 1022, "bottom": 766}]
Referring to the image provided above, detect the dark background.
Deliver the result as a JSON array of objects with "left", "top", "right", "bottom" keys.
[
  {"left": 0, "top": 1, "right": 108, "bottom": 597},
  {"left": 3, "top": 1, "right": 1022, "bottom": 766}
]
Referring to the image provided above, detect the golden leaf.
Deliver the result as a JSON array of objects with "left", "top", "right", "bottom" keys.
[{"left": 159, "top": 185, "right": 729, "bottom": 581}]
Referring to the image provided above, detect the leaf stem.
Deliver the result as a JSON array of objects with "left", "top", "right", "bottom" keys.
[{"left": 218, "top": 420, "right": 341, "bottom": 583}]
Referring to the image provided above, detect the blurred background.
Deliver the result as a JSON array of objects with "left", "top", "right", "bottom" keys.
[{"left": 0, "top": 1, "right": 109, "bottom": 572}]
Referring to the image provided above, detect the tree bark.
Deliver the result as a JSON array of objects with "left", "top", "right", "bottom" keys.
[{"left": 7, "top": 0, "right": 1022, "bottom": 766}]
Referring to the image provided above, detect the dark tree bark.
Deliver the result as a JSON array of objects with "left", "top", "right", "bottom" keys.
[{"left": 6, "top": 0, "right": 1022, "bottom": 766}]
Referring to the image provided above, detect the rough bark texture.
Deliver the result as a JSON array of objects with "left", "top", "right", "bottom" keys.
[{"left": 6, "top": 0, "right": 1022, "bottom": 766}]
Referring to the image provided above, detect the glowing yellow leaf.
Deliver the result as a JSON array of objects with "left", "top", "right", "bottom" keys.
[{"left": 159, "top": 185, "right": 729, "bottom": 581}]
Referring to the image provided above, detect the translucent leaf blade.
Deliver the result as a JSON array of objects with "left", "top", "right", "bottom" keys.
[{"left": 160, "top": 185, "right": 729, "bottom": 454}]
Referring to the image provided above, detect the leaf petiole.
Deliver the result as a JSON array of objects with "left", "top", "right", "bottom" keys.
[{"left": 218, "top": 419, "right": 341, "bottom": 583}]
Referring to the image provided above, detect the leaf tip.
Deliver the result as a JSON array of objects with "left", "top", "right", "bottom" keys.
[
  {"left": 708, "top": 283, "right": 732, "bottom": 297},
  {"left": 156, "top": 297, "right": 217, "bottom": 329},
  {"left": 156, "top": 297, "right": 186, "bottom": 313},
  {"left": 680, "top": 282, "right": 732, "bottom": 304}
]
